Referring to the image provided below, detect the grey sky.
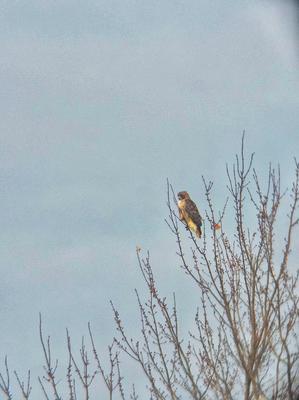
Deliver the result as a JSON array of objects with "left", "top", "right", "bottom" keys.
[{"left": 0, "top": 0, "right": 299, "bottom": 398}]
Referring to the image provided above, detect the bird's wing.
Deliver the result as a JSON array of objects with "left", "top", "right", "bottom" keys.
[{"left": 185, "top": 199, "right": 202, "bottom": 227}]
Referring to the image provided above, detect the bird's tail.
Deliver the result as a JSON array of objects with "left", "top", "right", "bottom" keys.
[{"left": 196, "top": 226, "right": 202, "bottom": 238}]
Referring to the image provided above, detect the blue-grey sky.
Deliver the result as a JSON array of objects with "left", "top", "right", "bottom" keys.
[{"left": 0, "top": 0, "right": 299, "bottom": 398}]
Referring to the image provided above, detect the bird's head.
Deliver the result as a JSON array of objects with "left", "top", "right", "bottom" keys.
[{"left": 177, "top": 191, "right": 190, "bottom": 200}]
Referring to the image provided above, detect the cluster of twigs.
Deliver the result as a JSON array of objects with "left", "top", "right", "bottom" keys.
[
  {"left": 0, "top": 314, "right": 129, "bottom": 400},
  {"left": 0, "top": 356, "right": 31, "bottom": 400},
  {"left": 1, "top": 137, "right": 298, "bottom": 399}
]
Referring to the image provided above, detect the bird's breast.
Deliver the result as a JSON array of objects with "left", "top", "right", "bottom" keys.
[{"left": 178, "top": 199, "right": 185, "bottom": 209}]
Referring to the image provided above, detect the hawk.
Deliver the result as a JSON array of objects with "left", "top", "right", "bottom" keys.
[{"left": 177, "top": 191, "right": 203, "bottom": 238}]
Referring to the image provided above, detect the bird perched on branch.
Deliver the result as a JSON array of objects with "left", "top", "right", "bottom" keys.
[{"left": 177, "top": 191, "right": 203, "bottom": 238}]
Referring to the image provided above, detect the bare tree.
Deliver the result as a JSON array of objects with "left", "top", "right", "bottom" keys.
[
  {"left": 1, "top": 136, "right": 298, "bottom": 399},
  {"left": 112, "top": 135, "right": 299, "bottom": 399}
]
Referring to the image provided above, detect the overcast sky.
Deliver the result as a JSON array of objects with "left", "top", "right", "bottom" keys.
[{"left": 0, "top": 1, "right": 299, "bottom": 398}]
